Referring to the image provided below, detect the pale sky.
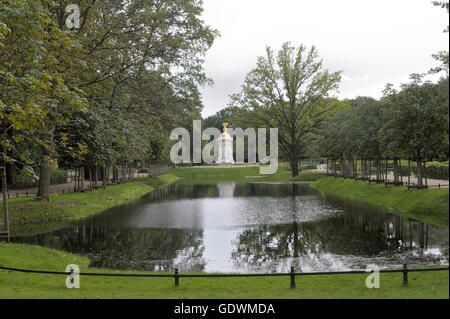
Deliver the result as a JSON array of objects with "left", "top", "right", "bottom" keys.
[{"left": 199, "top": 0, "right": 449, "bottom": 117}]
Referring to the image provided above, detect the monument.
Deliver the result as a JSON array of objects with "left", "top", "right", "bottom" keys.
[{"left": 215, "top": 123, "right": 235, "bottom": 164}]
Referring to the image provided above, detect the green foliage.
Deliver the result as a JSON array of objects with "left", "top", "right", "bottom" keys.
[
  {"left": 229, "top": 42, "right": 342, "bottom": 176},
  {"left": 10, "top": 168, "right": 67, "bottom": 189},
  {"left": 316, "top": 76, "right": 449, "bottom": 163},
  {"left": 381, "top": 76, "right": 449, "bottom": 160},
  {"left": 203, "top": 108, "right": 233, "bottom": 130},
  {"left": 402, "top": 161, "right": 449, "bottom": 181},
  {"left": 0, "top": 0, "right": 218, "bottom": 199}
]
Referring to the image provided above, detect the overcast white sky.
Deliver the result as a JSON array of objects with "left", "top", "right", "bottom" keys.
[{"left": 199, "top": 0, "right": 449, "bottom": 117}]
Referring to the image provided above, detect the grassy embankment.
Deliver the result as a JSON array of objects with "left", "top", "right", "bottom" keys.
[
  {"left": 311, "top": 177, "right": 449, "bottom": 226},
  {"left": 169, "top": 164, "right": 326, "bottom": 184},
  {"left": 0, "top": 243, "right": 448, "bottom": 299},
  {"left": 0, "top": 174, "right": 179, "bottom": 236}
]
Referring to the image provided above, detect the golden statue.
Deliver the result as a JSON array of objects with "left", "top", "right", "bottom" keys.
[{"left": 222, "top": 122, "right": 229, "bottom": 133}]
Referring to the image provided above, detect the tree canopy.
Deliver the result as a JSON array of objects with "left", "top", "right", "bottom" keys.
[{"left": 0, "top": 0, "right": 218, "bottom": 200}]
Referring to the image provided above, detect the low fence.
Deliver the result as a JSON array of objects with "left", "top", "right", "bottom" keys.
[
  {"left": 4, "top": 163, "right": 175, "bottom": 199},
  {"left": 0, "top": 264, "right": 448, "bottom": 289}
]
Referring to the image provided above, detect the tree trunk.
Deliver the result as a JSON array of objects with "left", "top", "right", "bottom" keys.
[
  {"left": 80, "top": 167, "right": 85, "bottom": 190},
  {"left": 416, "top": 160, "right": 423, "bottom": 186},
  {"left": 290, "top": 157, "right": 299, "bottom": 177},
  {"left": 5, "top": 162, "right": 13, "bottom": 186},
  {"left": 36, "top": 158, "right": 51, "bottom": 201},
  {"left": 393, "top": 159, "right": 399, "bottom": 183},
  {"left": 1, "top": 166, "right": 10, "bottom": 241}
]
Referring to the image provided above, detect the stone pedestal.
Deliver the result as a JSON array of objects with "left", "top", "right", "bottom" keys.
[{"left": 215, "top": 123, "right": 234, "bottom": 164}]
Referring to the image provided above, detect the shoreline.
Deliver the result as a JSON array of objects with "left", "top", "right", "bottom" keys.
[
  {"left": 1, "top": 174, "right": 179, "bottom": 237},
  {"left": 310, "top": 177, "right": 449, "bottom": 226}
]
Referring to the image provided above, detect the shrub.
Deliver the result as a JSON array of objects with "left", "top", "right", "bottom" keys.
[
  {"left": 399, "top": 161, "right": 448, "bottom": 181},
  {"left": 11, "top": 168, "right": 68, "bottom": 189}
]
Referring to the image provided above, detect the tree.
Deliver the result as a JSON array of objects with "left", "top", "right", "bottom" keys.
[
  {"left": 204, "top": 108, "right": 233, "bottom": 130},
  {"left": 429, "top": 2, "right": 449, "bottom": 77},
  {"left": 1, "top": 0, "right": 218, "bottom": 199},
  {"left": 0, "top": 0, "right": 87, "bottom": 201},
  {"left": 381, "top": 75, "right": 448, "bottom": 185},
  {"left": 229, "top": 42, "right": 341, "bottom": 176}
]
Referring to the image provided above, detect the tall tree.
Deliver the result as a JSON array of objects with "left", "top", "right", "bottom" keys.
[
  {"left": 0, "top": 0, "right": 87, "bottom": 201},
  {"left": 381, "top": 75, "right": 448, "bottom": 185},
  {"left": 229, "top": 42, "right": 341, "bottom": 176}
]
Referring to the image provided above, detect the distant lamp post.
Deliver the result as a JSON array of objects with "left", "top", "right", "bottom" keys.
[{"left": 0, "top": 166, "right": 10, "bottom": 242}]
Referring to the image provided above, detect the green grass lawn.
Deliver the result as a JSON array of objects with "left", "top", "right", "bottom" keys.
[
  {"left": 0, "top": 243, "right": 448, "bottom": 299},
  {"left": 169, "top": 164, "right": 326, "bottom": 184},
  {"left": 311, "top": 177, "right": 449, "bottom": 226},
  {"left": 1, "top": 174, "right": 179, "bottom": 236}
]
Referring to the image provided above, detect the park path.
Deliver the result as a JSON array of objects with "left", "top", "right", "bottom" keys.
[
  {"left": 5, "top": 180, "right": 85, "bottom": 199},
  {"left": 2, "top": 173, "right": 152, "bottom": 200},
  {"left": 313, "top": 168, "right": 449, "bottom": 188},
  {"left": 383, "top": 172, "right": 448, "bottom": 188}
]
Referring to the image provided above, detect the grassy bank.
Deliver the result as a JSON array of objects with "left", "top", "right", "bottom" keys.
[
  {"left": 169, "top": 165, "right": 325, "bottom": 184},
  {"left": 1, "top": 174, "right": 179, "bottom": 236},
  {"left": 0, "top": 243, "right": 448, "bottom": 299},
  {"left": 311, "top": 177, "right": 449, "bottom": 226}
]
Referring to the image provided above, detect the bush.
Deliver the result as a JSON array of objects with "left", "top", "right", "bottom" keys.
[
  {"left": 50, "top": 169, "right": 68, "bottom": 185},
  {"left": 11, "top": 168, "right": 68, "bottom": 189},
  {"left": 11, "top": 173, "right": 38, "bottom": 189},
  {"left": 425, "top": 162, "right": 449, "bottom": 180},
  {"left": 399, "top": 161, "right": 448, "bottom": 181}
]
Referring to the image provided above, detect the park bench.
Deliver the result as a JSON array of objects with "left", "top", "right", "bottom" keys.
[
  {"left": 384, "top": 181, "right": 404, "bottom": 186},
  {"left": 407, "top": 185, "right": 428, "bottom": 190},
  {"left": 368, "top": 179, "right": 385, "bottom": 184},
  {"left": 0, "top": 231, "right": 9, "bottom": 239}
]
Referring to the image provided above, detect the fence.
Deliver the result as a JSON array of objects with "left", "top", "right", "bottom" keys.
[
  {"left": 0, "top": 264, "right": 448, "bottom": 289},
  {"left": 3, "top": 163, "right": 175, "bottom": 199},
  {"left": 325, "top": 158, "right": 449, "bottom": 189}
]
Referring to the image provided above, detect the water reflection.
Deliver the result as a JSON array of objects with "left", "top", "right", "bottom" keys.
[{"left": 13, "top": 183, "right": 448, "bottom": 273}]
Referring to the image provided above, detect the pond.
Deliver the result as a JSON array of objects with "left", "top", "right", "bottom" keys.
[{"left": 13, "top": 182, "right": 448, "bottom": 273}]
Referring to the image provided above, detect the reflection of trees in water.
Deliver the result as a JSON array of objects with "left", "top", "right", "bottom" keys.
[
  {"left": 12, "top": 183, "right": 448, "bottom": 272},
  {"left": 143, "top": 182, "right": 316, "bottom": 202},
  {"left": 231, "top": 210, "right": 448, "bottom": 270},
  {"left": 16, "top": 227, "right": 206, "bottom": 272}
]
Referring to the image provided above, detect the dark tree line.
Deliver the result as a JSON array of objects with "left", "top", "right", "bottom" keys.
[{"left": 0, "top": 0, "right": 218, "bottom": 200}]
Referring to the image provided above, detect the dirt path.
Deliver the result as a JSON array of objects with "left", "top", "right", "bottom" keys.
[{"left": 2, "top": 173, "right": 157, "bottom": 200}]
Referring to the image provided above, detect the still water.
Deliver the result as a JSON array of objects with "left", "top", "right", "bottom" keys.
[{"left": 13, "top": 182, "right": 448, "bottom": 273}]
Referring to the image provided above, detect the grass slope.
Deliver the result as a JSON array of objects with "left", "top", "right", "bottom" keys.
[
  {"left": 311, "top": 177, "right": 449, "bottom": 226},
  {"left": 1, "top": 174, "right": 179, "bottom": 236},
  {"left": 169, "top": 165, "right": 325, "bottom": 184},
  {"left": 0, "top": 243, "right": 447, "bottom": 299}
]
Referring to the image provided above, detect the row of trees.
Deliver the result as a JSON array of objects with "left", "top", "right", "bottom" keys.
[
  {"left": 0, "top": 0, "right": 218, "bottom": 200},
  {"left": 317, "top": 76, "right": 448, "bottom": 185},
  {"left": 220, "top": 2, "right": 448, "bottom": 178}
]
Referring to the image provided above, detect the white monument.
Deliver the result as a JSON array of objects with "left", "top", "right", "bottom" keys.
[
  {"left": 215, "top": 123, "right": 234, "bottom": 164},
  {"left": 217, "top": 182, "right": 236, "bottom": 197}
]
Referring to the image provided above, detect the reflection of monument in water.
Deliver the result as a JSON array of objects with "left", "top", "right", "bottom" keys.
[
  {"left": 215, "top": 123, "right": 235, "bottom": 164},
  {"left": 217, "top": 182, "right": 236, "bottom": 197}
]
